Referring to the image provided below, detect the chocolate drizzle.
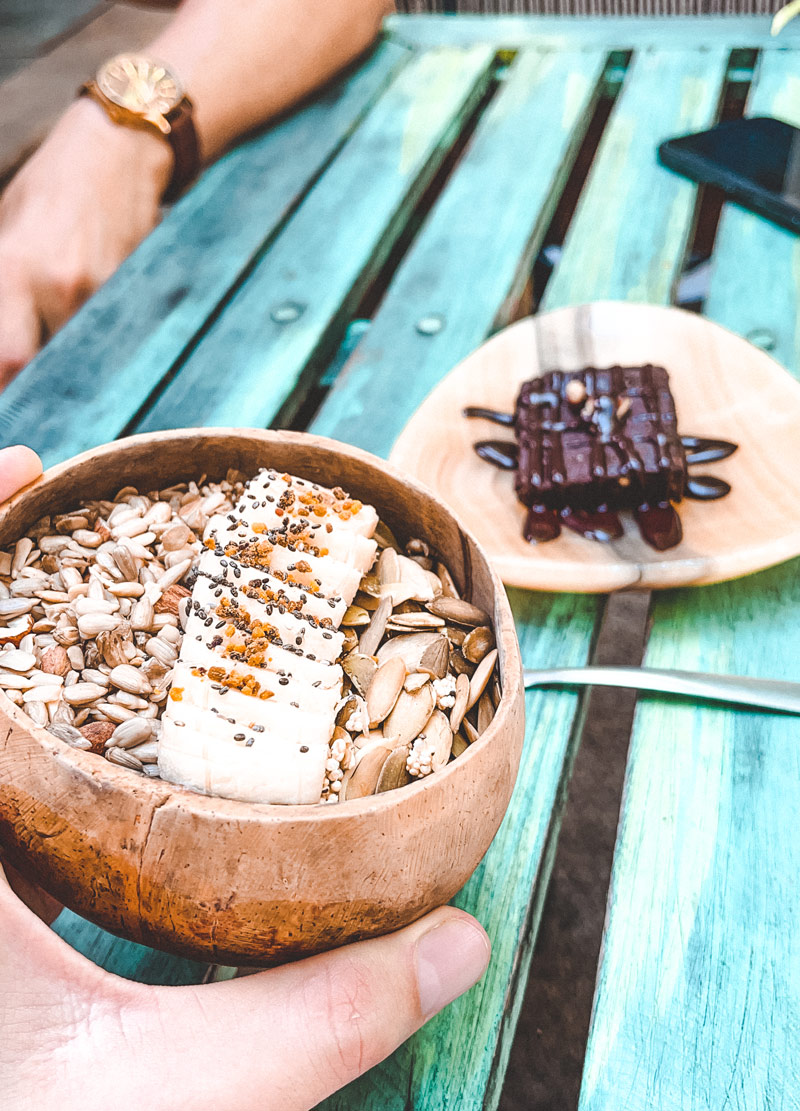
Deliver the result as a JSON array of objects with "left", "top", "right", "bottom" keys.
[{"left": 466, "top": 367, "right": 736, "bottom": 551}]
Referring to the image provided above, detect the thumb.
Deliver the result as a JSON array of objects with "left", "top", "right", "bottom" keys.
[
  {"left": 143, "top": 908, "right": 490, "bottom": 1111},
  {"left": 0, "top": 445, "right": 42, "bottom": 503}
]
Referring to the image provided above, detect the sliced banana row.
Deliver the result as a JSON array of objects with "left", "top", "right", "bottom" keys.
[{"left": 158, "top": 470, "right": 378, "bottom": 804}]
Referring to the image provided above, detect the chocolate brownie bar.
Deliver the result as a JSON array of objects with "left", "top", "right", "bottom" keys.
[{"left": 466, "top": 364, "right": 735, "bottom": 551}]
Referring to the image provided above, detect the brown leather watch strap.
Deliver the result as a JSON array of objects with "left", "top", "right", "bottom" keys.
[
  {"left": 78, "top": 81, "right": 199, "bottom": 202},
  {"left": 162, "top": 96, "right": 199, "bottom": 202}
]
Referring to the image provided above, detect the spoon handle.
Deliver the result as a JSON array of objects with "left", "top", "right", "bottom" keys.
[{"left": 522, "top": 665, "right": 800, "bottom": 714}]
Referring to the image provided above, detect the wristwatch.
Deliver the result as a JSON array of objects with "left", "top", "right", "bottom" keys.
[{"left": 79, "top": 54, "right": 199, "bottom": 202}]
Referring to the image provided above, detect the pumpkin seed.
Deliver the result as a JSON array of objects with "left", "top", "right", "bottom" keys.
[
  {"left": 383, "top": 683, "right": 436, "bottom": 748},
  {"left": 403, "top": 672, "right": 430, "bottom": 693},
  {"left": 451, "top": 733, "right": 469, "bottom": 759},
  {"left": 462, "top": 717, "right": 480, "bottom": 745},
  {"left": 387, "top": 612, "right": 445, "bottom": 630},
  {"left": 378, "top": 546, "right": 400, "bottom": 585},
  {"left": 375, "top": 746, "right": 413, "bottom": 793},
  {"left": 343, "top": 743, "right": 393, "bottom": 799},
  {"left": 428, "top": 597, "right": 490, "bottom": 627},
  {"left": 342, "top": 605, "right": 370, "bottom": 628},
  {"left": 477, "top": 690, "right": 494, "bottom": 733},
  {"left": 373, "top": 520, "right": 400, "bottom": 550},
  {"left": 463, "top": 625, "right": 495, "bottom": 664},
  {"left": 418, "top": 636, "right": 450, "bottom": 679},
  {"left": 376, "top": 631, "right": 441, "bottom": 671},
  {"left": 449, "top": 673, "right": 471, "bottom": 733},
  {"left": 358, "top": 595, "right": 392, "bottom": 658},
  {"left": 367, "top": 657, "right": 406, "bottom": 726},
  {"left": 467, "top": 648, "right": 498, "bottom": 711},
  {"left": 342, "top": 652, "right": 377, "bottom": 698},
  {"left": 423, "top": 709, "right": 453, "bottom": 771}
]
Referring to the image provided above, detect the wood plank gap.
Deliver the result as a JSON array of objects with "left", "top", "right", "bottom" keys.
[{"left": 129, "top": 45, "right": 499, "bottom": 437}]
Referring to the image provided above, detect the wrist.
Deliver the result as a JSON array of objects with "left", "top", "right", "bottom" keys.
[{"left": 64, "top": 97, "right": 174, "bottom": 200}]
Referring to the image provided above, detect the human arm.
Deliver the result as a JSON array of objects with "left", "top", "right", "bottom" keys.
[{"left": 0, "top": 0, "right": 394, "bottom": 383}]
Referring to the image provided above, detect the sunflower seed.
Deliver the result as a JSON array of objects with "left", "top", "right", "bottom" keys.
[
  {"left": 106, "top": 747, "right": 144, "bottom": 771},
  {"left": 22, "top": 684, "right": 63, "bottom": 703},
  {"left": 0, "top": 649, "right": 36, "bottom": 672},
  {"left": 108, "top": 664, "right": 152, "bottom": 696},
  {"left": 129, "top": 739, "right": 159, "bottom": 763},
  {"left": 47, "top": 723, "right": 89, "bottom": 747},
  {"left": 63, "top": 682, "right": 107, "bottom": 706},
  {"left": 77, "top": 613, "right": 121, "bottom": 638},
  {"left": 74, "top": 596, "right": 119, "bottom": 617},
  {"left": 12, "top": 538, "right": 33, "bottom": 575},
  {"left": 378, "top": 546, "right": 400, "bottom": 585},
  {"left": 129, "top": 598, "right": 155, "bottom": 631},
  {"left": 0, "top": 598, "right": 36, "bottom": 619}
]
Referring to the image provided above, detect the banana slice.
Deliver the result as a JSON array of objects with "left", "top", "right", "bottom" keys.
[
  {"left": 206, "top": 511, "right": 377, "bottom": 571},
  {"left": 167, "top": 662, "right": 334, "bottom": 746},
  {"left": 177, "top": 641, "right": 341, "bottom": 716},
  {"left": 183, "top": 611, "right": 343, "bottom": 689},
  {"left": 237, "top": 470, "right": 379, "bottom": 537},
  {"left": 189, "top": 576, "right": 344, "bottom": 664},
  {"left": 195, "top": 550, "right": 348, "bottom": 626},
  {"left": 159, "top": 705, "right": 329, "bottom": 805}
]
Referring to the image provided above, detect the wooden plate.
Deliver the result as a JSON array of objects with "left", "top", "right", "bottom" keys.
[{"left": 390, "top": 301, "right": 800, "bottom": 592}]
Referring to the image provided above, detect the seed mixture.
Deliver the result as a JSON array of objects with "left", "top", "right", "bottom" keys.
[{"left": 0, "top": 470, "right": 499, "bottom": 804}]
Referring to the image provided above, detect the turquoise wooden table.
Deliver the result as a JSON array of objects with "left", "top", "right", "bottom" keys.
[{"left": 2, "top": 14, "right": 799, "bottom": 1108}]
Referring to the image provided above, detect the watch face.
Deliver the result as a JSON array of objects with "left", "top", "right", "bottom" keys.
[{"left": 96, "top": 55, "right": 182, "bottom": 116}]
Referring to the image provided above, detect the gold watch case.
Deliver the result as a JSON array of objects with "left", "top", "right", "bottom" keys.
[{"left": 95, "top": 54, "right": 183, "bottom": 134}]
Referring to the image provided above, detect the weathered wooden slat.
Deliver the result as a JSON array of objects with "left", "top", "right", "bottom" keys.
[
  {"left": 580, "top": 49, "right": 800, "bottom": 1111},
  {"left": 544, "top": 48, "right": 730, "bottom": 310},
  {"left": 52, "top": 909, "right": 208, "bottom": 986},
  {"left": 315, "top": 47, "right": 608, "bottom": 457},
  {"left": 136, "top": 44, "right": 497, "bottom": 433},
  {"left": 580, "top": 560, "right": 800, "bottom": 1111},
  {"left": 309, "top": 47, "right": 605, "bottom": 1111},
  {"left": 388, "top": 13, "right": 790, "bottom": 49},
  {"left": 316, "top": 591, "right": 598, "bottom": 1111},
  {"left": 704, "top": 51, "right": 800, "bottom": 376},
  {"left": 0, "top": 38, "right": 410, "bottom": 466}
]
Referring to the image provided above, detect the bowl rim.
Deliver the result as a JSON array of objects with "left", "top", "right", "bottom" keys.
[{"left": 0, "top": 427, "right": 523, "bottom": 826}]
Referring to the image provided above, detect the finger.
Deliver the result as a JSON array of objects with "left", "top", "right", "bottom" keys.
[
  {"left": 0, "top": 278, "right": 41, "bottom": 386},
  {"left": 0, "top": 445, "right": 42, "bottom": 502},
  {"left": 145, "top": 907, "right": 490, "bottom": 1111}
]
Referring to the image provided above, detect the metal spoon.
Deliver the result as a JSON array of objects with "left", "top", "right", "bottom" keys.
[{"left": 523, "top": 666, "right": 800, "bottom": 714}]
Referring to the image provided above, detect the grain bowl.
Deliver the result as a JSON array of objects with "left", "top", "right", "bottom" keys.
[{"left": 0, "top": 429, "right": 524, "bottom": 964}]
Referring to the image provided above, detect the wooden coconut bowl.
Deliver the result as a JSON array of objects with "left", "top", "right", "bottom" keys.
[{"left": 0, "top": 429, "right": 524, "bottom": 965}]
